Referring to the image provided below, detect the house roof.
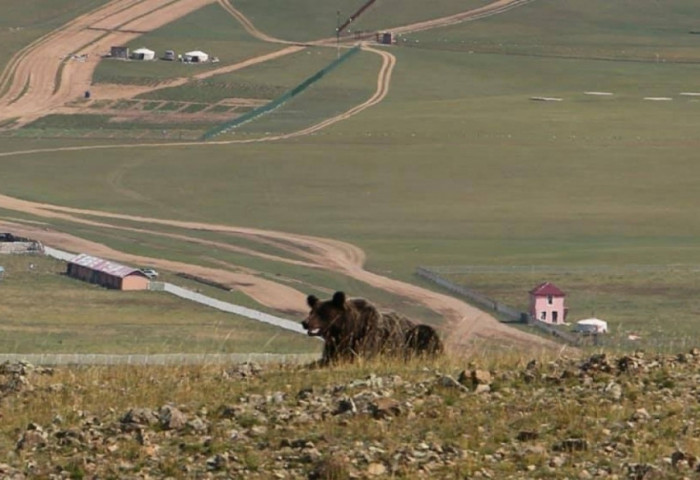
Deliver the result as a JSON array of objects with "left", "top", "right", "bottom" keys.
[
  {"left": 69, "top": 253, "right": 147, "bottom": 279},
  {"left": 529, "top": 282, "right": 565, "bottom": 297}
]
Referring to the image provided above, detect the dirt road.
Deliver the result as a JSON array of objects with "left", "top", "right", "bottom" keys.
[
  {"left": 0, "top": 195, "right": 555, "bottom": 351},
  {"left": 0, "top": 0, "right": 215, "bottom": 125},
  {"left": 0, "top": 0, "right": 553, "bottom": 351}
]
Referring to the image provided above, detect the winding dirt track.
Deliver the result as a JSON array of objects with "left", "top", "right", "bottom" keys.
[
  {"left": 0, "top": 0, "right": 555, "bottom": 351},
  {"left": 0, "top": 197, "right": 555, "bottom": 351},
  {"left": 0, "top": 0, "right": 216, "bottom": 125}
]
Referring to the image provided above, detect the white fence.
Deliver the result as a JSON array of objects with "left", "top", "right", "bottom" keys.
[
  {"left": 0, "top": 353, "right": 318, "bottom": 366},
  {"left": 42, "top": 246, "right": 306, "bottom": 335},
  {"left": 157, "top": 282, "right": 307, "bottom": 335},
  {"left": 43, "top": 246, "right": 76, "bottom": 262}
]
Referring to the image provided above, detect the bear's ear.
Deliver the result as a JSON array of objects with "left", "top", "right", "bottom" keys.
[
  {"left": 332, "top": 291, "right": 346, "bottom": 308},
  {"left": 307, "top": 295, "right": 319, "bottom": 308}
]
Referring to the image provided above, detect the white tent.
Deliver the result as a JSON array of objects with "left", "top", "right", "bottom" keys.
[
  {"left": 132, "top": 47, "right": 155, "bottom": 60},
  {"left": 575, "top": 318, "right": 608, "bottom": 334},
  {"left": 183, "top": 50, "right": 209, "bottom": 63}
]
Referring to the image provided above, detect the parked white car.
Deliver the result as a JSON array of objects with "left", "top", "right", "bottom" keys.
[{"left": 141, "top": 268, "right": 159, "bottom": 279}]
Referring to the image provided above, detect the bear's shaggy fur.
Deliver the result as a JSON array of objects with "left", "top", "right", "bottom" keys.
[{"left": 302, "top": 291, "right": 443, "bottom": 365}]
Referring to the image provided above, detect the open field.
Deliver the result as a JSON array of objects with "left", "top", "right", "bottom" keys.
[
  {"left": 407, "top": 0, "right": 700, "bottom": 62},
  {"left": 2, "top": 0, "right": 700, "bottom": 352},
  {"left": 440, "top": 266, "right": 700, "bottom": 352},
  {"left": 92, "top": 3, "right": 279, "bottom": 85},
  {"left": 0, "top": 255, "right": 319, "bottom": 354}
]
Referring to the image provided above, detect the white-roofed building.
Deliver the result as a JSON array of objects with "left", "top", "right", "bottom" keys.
[
  {"left": 575, "top": 318, "right": 608, "bottom": 334},
  {"left": 132, "top": 47, "right": 155, "bottom": 60},
  {"left": 183, "top": 50, "right": 209, "bottom": 63}
]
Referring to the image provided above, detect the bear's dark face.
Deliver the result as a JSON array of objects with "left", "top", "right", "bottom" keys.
[{"left": 302, "top": 291, "right": 346, "bottom": 337}]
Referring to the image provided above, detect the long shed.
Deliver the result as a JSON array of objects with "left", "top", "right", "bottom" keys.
[{"left": 67, "top": 253, "right": 149, "bottom": 290}]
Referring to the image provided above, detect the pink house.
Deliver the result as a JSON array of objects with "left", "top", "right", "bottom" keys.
[{"left": 529, "top": 282, "right": 567, "bottom": 324}]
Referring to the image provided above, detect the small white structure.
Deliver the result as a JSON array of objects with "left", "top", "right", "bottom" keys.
[
  {"left": 575, "top": 318, "right": 608, "bottom": 334},
  {"left": 132, "top": 47, "right": 155, "bottom": 61},
  {"left": 183, "top": 50, "right": 209, "bottom": 63}
]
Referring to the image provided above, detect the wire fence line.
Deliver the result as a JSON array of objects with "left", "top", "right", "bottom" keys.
[
  {"left": 423, "top": 264, "right": 700, "bottom": 275},
  {"left": 416, "top": 267, "right": 523, "bottom": 322},
  {"left": 0, "top": 353, "right": 319, "bottom": 366},
  {"left": 416, "top": 267, "right": 580, "bottom": 346},
  {"left": 202, "top": 46, "right": 360, "bottom": 140}
]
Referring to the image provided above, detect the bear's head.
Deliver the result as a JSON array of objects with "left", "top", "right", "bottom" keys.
[{"left": 302, "top": 291, "right": 347, "bottom": 337}]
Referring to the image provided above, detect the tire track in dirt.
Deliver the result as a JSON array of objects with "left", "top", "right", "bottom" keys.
[
  {"left": 0, "top": 0, "right": 553, "bottom": 351},
  {"left": 0, "top": 0, "right": 216, "bottom": 125},
  {"left": 215, "top": 0, "right": 290, "bottom": 45},
  {"left": 0, "top": 44, "right": 394, "bottom": 156}
]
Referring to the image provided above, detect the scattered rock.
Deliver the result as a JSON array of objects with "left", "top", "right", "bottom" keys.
[
  {"left": 158, "top": 405, "right": 187, "bottom": 430},
  {"left": 369, "top": 397, "right": 401, "bottom": 419},
  {"left": 367, "top": 462, "right": 386, "bottom": 476}
]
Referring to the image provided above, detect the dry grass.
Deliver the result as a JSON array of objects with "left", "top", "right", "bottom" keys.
[{"left": 4, "top": 349, "right": 699, "bottom": 477}]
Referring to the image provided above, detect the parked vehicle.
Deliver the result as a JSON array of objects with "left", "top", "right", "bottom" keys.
[{"left": 141, "top": 268, "right": 159, "bottom": 279}]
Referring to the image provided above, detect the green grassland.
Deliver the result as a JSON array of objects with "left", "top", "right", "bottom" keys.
[
  {"left": 3, "top": 0, "right": 700, "bottom": 351},
  {"left": 442, "top": 267, "right": 700, "bottom": 352},
  {"left": 92, "top": 3, "right": 279, "bottom": 85},
  {"left": 137, "top": 47, "right": 357, "bottom": 103},
  {"left": 230, "top": 0, "right": 489, "bottom": 42},
  {"left": 407, "top": 0, "right": 700, "bottom": 62},
  {"left": 349, "top": 0, "right": 492, "bottom": 33},
  {"left": 231, "top": 0, "right": 367, "bottom": 42},
  {"left": 0, "top": 255, "right": 320, "bottom": 354}
]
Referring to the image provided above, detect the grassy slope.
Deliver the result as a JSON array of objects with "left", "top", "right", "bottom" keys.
[
  {"left": 407, "top": 0, "right": 700, "bottom": 61},
  {"left": 92, "top": 3, "right": 279, "bottom": 85},
  {"left": 230, "top": 0, "right": 489, "bottom": 42},
  {"left": 0, "top": 255, "right": 319, "bottom": 354},
  {"left": 3, "top": 352, "right": 700, "bottom": 477},
  {"left": 2, "top": 0, "right": 700, "bottom": 347}
]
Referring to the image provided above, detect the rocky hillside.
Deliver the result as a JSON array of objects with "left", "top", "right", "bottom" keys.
[{"left": 2, "top": 351, "right": 700, "bottom": 479}]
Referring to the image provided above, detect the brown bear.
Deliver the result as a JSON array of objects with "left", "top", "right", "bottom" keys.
[{"left": 302, "top": 291, "right": 443, "bottom": 365}]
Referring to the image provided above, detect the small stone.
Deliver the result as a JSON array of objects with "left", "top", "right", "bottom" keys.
[
  {"left": 187, "top": 417, "right": 208, "bottom": 433},
  {"left": 370, "top": 397, "right": 401, "bottom": 419},
  {"left": 438, "top": 375, "right": 469, "bottom": 392},
  {"left": 549, "top": 456, "right": 566, "bottom": 468},
  {"left": 159, "top": 405, "right": 187, "bottom": 430},
  {"left": 474, "top": 384, "right": 491, "bottom": 394},
  {"left": 631, "top": 408, "right": 651, "bottom": 422},
  {"left": 472, "top": 369, "right": 492, "bottom": 385},
  {"left": 367, "top": 463, "right": 386, "bottom": 476}
]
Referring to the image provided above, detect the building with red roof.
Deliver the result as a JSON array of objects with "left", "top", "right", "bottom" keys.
[
  {"left": 66, "top": 253, "right": 150, "bottom": 291},
  {"left": 529, "top": 282, "right": 567, "bottom": 325}
]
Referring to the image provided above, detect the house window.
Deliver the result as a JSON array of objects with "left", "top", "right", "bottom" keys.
[
  {"left": 552, "top": 311, "right": 558, "bottom": 323},
  {"left": 547, "top": 295, "right": 553, "bottom": 305},
  {"left": 540, "top": 311, "right": 547, "bottom": 320}
]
